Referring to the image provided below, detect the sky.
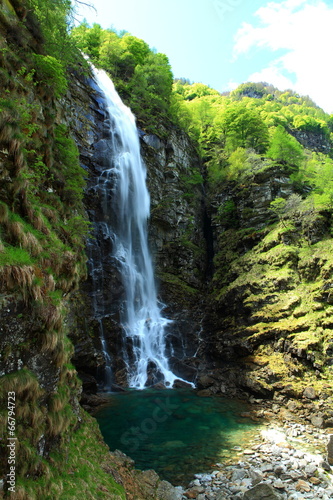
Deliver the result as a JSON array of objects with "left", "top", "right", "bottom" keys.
[{"left": 73, "top": 0, "right": 333, "bottom": 114}]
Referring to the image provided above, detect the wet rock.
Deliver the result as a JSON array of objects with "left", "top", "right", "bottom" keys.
[
  {"left": 110, "top": 383, "right": 126, "bottom": 392},
  {"left": 173, "top": 379, "right": 193, "bottom": 389},
  {"left": 196, "top": 374, "right": 216, "bottom": 389},
  {"left": 142, "top": 133, "right": 164, "bottom": 150},
  {"left": 77, "top": 372, "right": 98, "bottom": 394},
  {"left": 80, "top": 393, "right": 109, "bottom": 411},
  {"left": 152, "top": 382, "right": 167, "bottom": 390},
  {"left": 169, "top": 357, "right": 197, "bottom": 383}
]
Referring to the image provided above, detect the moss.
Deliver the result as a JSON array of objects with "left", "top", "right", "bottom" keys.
[{"left": 157, "top": 272, "right": 198, "bottom": 296}]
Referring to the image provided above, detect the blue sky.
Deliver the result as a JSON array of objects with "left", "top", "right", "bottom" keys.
[{"left": 73, "top": 0, "right": 333, "bottom": 113}]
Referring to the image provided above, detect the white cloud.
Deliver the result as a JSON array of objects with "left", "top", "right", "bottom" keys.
[
  {"left": 233, "top": 0, "right": 333, "bottom": 113},
  {"left": 227, "top": 80, "right": 240, "bottom": 91}
]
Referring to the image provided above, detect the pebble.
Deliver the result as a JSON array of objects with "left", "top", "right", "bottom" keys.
[{"left": 182, "top": 422, "right": 333, "bottom": 500}]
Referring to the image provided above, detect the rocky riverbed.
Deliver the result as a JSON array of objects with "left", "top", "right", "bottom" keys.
[{"left": 181, "top": 420, "right": 333, "bottom": 500}]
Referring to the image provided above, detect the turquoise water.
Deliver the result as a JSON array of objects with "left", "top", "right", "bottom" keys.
[{"left": 95, "top": 389, "right": 260, "bottom": 484}]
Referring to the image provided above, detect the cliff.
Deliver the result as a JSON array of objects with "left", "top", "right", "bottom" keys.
[
  {"left": 69, "top": 99, "right": 206, "bottom": 392},
  {"left": 0, "top": 3, "right": 185, "bottom": 498},
  {"left": 198, "top": 161, "right": 333, "bottom": 426}
]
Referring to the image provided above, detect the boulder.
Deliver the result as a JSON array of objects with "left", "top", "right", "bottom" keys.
[
  {"left": 243, "top": 483, "right": 283, "bottom": 500},
  {"left": 156, "top": 480, "right": 183, "bottom": 500},
  {"left": 303, "top": 387, "right": 317, "bottom": 400}
]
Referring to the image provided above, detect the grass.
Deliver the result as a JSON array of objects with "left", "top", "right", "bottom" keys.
[
  {"left": 15, "top": 412, "right": 126, "bottom": 500},
  {"left": 0, "top": 245, "right": 34, "bottom": 266}
]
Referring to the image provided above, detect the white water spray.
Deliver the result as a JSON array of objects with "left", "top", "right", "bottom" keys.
[{"left": 92, "top": 67, "right": 181, "bottom": 389}]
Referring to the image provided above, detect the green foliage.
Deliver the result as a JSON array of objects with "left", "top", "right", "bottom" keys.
[
  {"left": 291, "top": 152, "right": 333, "bottom": 209},
  {"left": 270, "top": 197, "right": 287, "bottom": 221},
  {"left": 219, "top": 102, "right": 270, "bottom": 154},
  {"left": 293, "top": 115, "right": 329, "bottom": 136},
  {"left": 33, "top": 54, "right": 68, "bottom": 97},
  {"left": 71, "top": 22, "right": 104, "bottom": 61},
  {"left": 71, "top": 24, "right": 174, "bottom": 132},
  {"left": 227, "top": 147, "right": 252, "bottom": 179},
  {"left": 53, "top": 124, "right": 85, "bottom": 205},
  {"left": 0, "top": 246, "right": 34, "bottom": 266},
  {"left": 27, "top": 0, "right": 81, "bottom": 66},
  {"left": 217, "top": 200, "right": 238, "bottom": 228},
  {"left": 267, "top": 125, "right": 304, "bottom": 167},
  {"left": 173, "top": 81, "right": 221, "bottom": 101},
  {"left": 230, "top": 82, "right": 268, "bottom": 100}
]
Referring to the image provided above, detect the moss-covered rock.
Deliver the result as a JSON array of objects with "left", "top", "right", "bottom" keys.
[{"left": 205, "top": 166, "right": 333, "bottom": 403}]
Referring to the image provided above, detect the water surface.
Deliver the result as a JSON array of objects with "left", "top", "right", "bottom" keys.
[{"left": 95, "top": 389, "right": 260, "bottom": 484}]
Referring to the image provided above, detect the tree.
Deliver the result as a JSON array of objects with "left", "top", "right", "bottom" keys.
[
  {"left": 267, "top": 126, "right": 304, "bottom": 167},
  {"left": 71, "top": 22, "right": 104, "bottom": 61},
  {"left": 220, "top": 102, "right": 269, "bottom": 154}
]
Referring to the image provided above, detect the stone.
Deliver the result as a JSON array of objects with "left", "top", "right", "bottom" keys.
[
  {"left": 303, "top": 387, "right": 317, "bottom": 400},
  {"left": 196, "top": 374, "right": 216, "bottom": 388},
  {"left": 311, "top": 415, "right": 324, "bottom": 428},
  {"left": 273, "top": 479, "right": 285, "bottom": 489},
  {"left": 261, "top": 464, "right": 274, "bottom": 472},
  {"left": 320, "top": 460, "right": 331, "bottom": 471},
  {"left": 232, "top": 469, "right": 246, "bottom": 481},
  {"left": 295, "top": 479, "right": 311, "bottom": 492},
  {"left": 156, "top": 481, "right": 183, "bottom": 500},
  {"left": 304, "top": 463, "right": 317, "bottom": 476},
  {"left": 243, "top": 483, "right": 283, "bottom": 499},
  {"left": 172, "top": 379, "right": 193, "bottom": 389},
  {"left": 274, "top": 465, "right": 286, "bottom": 476},
  {"left": 184, "top": 489, "right": 200, "bottom": 499},
  {"left": 327, "top": 434, "right": 333, "bottom": 465},
  {"left": 309, "top": 476, "right": 321, "bottom": 485},
  {"left": 249, "top": 469, "right": 264, "bottom": 485}
]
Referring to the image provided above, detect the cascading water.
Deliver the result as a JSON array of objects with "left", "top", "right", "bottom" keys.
[{"left": 91, "top": 66, "right": 182, "bottom": 389}]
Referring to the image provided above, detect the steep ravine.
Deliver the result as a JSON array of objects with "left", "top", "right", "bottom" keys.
[{"left": 1, "top": 1, "right": 333, "bottom": 498}]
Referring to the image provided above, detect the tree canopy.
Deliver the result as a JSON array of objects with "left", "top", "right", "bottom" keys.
[{"left": 71, "top": 23, "right": 174, "bottom": 132}]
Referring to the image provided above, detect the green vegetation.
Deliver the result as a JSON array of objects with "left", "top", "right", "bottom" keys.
[
  {"left": 173, "top": 80, "right": 333, "bottom": 194},
  {"left": 0, "top": 2, "right": 100, "bottom": 498},
  {"left": 71, "top": 23, "right": 174, "bottom": 133},
  {"left": 267, "top": 125, "right": 304, "bottom": 166},
  {"left": 1, "top": 0, "right": 333, "bottom": 496}
]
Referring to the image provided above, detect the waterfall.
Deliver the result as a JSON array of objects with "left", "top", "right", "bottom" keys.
[{"left": 91, "top": 67, "right": 181, "bottom": 389}]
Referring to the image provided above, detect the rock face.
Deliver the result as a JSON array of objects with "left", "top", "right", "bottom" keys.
[
  {"left": 290, "top": 129, "right": 332, "bottom": 154},
  {"left": 200, "top": 161, "right": 333, "bottom": 405},
  {"left": 69, "top": 82, "right": 206, "bottom": 389},
  {"left": 142, "top": 128, "right": 207, "bottom": 361}
]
